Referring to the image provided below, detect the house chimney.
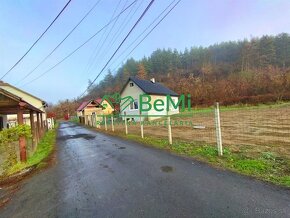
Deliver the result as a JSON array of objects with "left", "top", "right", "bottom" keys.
[{"left": 150, "top": 78, "right": 155, "bottom": 83}]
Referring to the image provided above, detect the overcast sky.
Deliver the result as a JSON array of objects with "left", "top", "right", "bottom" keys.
[{"left": 1, "top": 0, "right": 290, "bottom": 103}]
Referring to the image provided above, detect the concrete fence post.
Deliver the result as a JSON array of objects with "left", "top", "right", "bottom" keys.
[
  {"left": 85, "top": 115, "right": 88, "bottom": 125},
  {"left": 104, "top": 115, "right": 107, "bottom": 131},
  {"left": 92, "top": 114, "right": 95, "bottom": 127},
  {"left": 124, "top": 112, "right": 128, "bottom": 135},
  {"left": 140, "top": 112, "right": 144, "bottom": 138},
  {"left": 167, "top": 114, "right": 172, "bottom": 145},
  {"left": 96, "top": 114, "right": 100, "bottom": 129},
  {"left": 111, "top": 114, "right": 114, "bottom": 132},
  {"left": 90, "top": 115, "right": 93, "bottom": 127},
  {"left": 214, "top": 102, "right": 223, "bottom": 156}
]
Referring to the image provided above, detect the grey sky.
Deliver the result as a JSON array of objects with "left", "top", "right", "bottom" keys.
[{"left": 0, "top": 0, "right": 290, "bottom": 103}]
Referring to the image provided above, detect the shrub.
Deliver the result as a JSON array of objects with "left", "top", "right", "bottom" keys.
[
  {"left": 0, "top": 125, "right": 31, "bottom": 146},
  {"left": 0, "top": 125, "right": 32, "bottom": 173}
]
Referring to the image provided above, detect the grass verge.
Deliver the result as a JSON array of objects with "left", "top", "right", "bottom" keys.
[
  {"left": 5, "top": 125, "right": 58, "bottom": 176},
  {"left": 97, "top": 129, "right": 290, "bottom": 188},
  {"left": 179, "top": 101, "right": 290, "bottom": 116}
]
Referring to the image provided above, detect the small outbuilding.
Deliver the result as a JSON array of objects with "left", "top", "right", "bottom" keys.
[{"left": 77, "top": 100, "right": 103, "bottom": 125}]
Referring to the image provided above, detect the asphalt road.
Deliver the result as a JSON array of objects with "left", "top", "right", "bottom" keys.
[{"left": 0, "top": 122, "right": 290, "bottom": 218}]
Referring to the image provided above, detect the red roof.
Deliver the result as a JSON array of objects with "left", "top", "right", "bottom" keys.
[
  {"left": 77, "top": 101, "right": 89, "bottom": 111},
  {"left": 95, "top": 98, "right": 102, "bottom": 104}
]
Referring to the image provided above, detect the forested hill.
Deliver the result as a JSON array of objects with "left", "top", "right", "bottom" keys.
[{"left": 85, "top": 33, "right": 290, "bottom": 105}]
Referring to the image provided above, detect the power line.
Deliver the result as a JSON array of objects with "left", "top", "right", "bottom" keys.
[
  {"left": 1, "top": 0, "right": 72, "bottom": 80},
  {"left": 83, "top": 0, "right": 124, "bottom": 76},
  {"left": 86, "top": 0, "right": 130, "bottom": 74},
  {"left": 127, "top": 0, "right": 181, "bottom": 58},
  {"left": 16, "top": 0, "right": 102, "bottom": 85},
  {"left": 21, "top": 0, "right": 137, "bottom": 87},
  {"left": 109, "top": 0, "right": 179, "bottom": 73},
  {"left": 80, "top": 0, "right": 155, "bottom": 97},
  {"left": 115, "top": 0, "right": 181, "bottom": 71},
  {"left": 94, "top": 0, "right": 143, "bottom": 69},
  {"left": 87, "top": 0, "right": 181, "bottom": 91}
]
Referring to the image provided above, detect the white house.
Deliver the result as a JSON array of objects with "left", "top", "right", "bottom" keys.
[{"left": 120, "top": 77, "right": 179, "bottom": 121}]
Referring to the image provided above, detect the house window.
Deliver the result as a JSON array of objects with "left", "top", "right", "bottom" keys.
[
  {"left": 134, "top": 99, "right": 138, "bottom": 109},
  {"left": 129, "top": 82, "right": 134, "bottom": 87},
  {"left": 130, "top": 99, "right": 138, "bottom": 110}
]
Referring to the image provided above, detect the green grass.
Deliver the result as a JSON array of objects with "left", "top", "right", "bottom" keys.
[
  {"left": 70, "top": 116, "right": 79, "bottom": 124},
  {"left": 178, "top": 101, "right": 290, "bottom": 116},
  {"left": 6, "top": 126, "right": 58, "bottom": 176},
  {"left": 102, "top": 130, "right": 290, "bottom": 188}
]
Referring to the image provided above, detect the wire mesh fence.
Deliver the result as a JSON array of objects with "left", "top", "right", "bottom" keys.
[
  {"left": 84, "top": 102, "right": 290, "bottom": 160},
  {"left": 219, "top": 104, "right": 290, "bottom": 158}
]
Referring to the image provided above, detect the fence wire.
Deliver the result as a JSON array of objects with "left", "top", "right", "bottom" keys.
[
  {"left": 219, "top": 104, "right": 290, "bottom": 158},
  {"left": 87, "top": 103, "right": 290, "bottom": 160}
]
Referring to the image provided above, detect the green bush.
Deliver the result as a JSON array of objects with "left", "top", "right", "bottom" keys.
[
  {"left": 0, "top": 125, "right": 32, "bottom": 173},
  {"left": 6, "top": 127, "right": 57, "bottom": 176},
  {"left": 0, "top": 125, "right": 32, "bottom": 146}
]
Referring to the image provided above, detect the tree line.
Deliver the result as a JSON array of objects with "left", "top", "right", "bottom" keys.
[
  {"left": 49, "top": 33, "right": 290, "bottom": 118},
  {"left": 86, "top": 33, "right": 290, "bottom": 106}
]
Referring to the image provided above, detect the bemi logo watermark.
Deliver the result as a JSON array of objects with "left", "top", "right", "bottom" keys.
[
  {"left": 102, "top": 92, "right": 191, "bottom": 113},
  {"left": 95, "top": 119, "right": 194, "bottom": 127},
  {"left": 139, "top": 94, "right": 191, "bottom": 112},
  {"left": 102, "top": 93, "right": 134, "bottom": 112}
]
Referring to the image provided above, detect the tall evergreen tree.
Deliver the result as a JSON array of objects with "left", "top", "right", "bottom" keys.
[{"left": 137, "top": 63, "right": 147, "bottom": 79}]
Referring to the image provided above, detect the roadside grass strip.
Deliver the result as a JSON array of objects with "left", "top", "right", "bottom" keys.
[{"left": 6, "top": 126, "right": 57, "bottom": 176}]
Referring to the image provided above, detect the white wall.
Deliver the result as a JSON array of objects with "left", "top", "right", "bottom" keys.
[
  {"left": 120, "top": 80, "right": 179, "bottom": 122},
  {"left": 120, "top": 81, "right": 146, "bottom": 122},
  {"left": 147, "top": 95, "right": 179, "bottom": 121},
  {"left": 7, "top": 113, "right": 45, "bottom": 127}
]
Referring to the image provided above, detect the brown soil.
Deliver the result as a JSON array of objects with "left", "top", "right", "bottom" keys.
[{"left": 111, "top": 106, "right": 290, "bottom": 158}]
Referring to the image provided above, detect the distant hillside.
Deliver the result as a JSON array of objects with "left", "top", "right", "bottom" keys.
[{"left": 85, "top": 33, "right": 290, "bottom": 106}]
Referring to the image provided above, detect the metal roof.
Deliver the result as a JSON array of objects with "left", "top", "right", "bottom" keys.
[
  {"left": 0, "top": 88, "right": 43, "bottom": 114},
  {"left": 77, "top": 101, "right": 89, "bottom": 111},
  {"left": 77, "top": 99, "right": 103, "bottom": 112},
  {"left": 0, "top": 80, "right": 46, "bottom": 105},
  {"left": 121, "top": 77, "right": 179, "bottom": 96}
]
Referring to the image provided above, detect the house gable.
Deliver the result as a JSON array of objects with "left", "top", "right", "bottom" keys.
[
  {"left": 120, "top": 77, "right": 179, "bottom": 97},
  {"left": 119, "top": 77, "right": 180, "bottom": 121}
]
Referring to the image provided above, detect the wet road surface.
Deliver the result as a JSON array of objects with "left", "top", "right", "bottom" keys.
[{"left": 0, "top": 122, "right": 290, "bottom": 217}]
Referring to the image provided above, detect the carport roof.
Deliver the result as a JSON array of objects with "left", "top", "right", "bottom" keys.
[
  {"left": 0, "top": 80, "right": 46, "bottom": 105},
  {"left": 0, "top": 88, "right": 43, "bottom": 114}
]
